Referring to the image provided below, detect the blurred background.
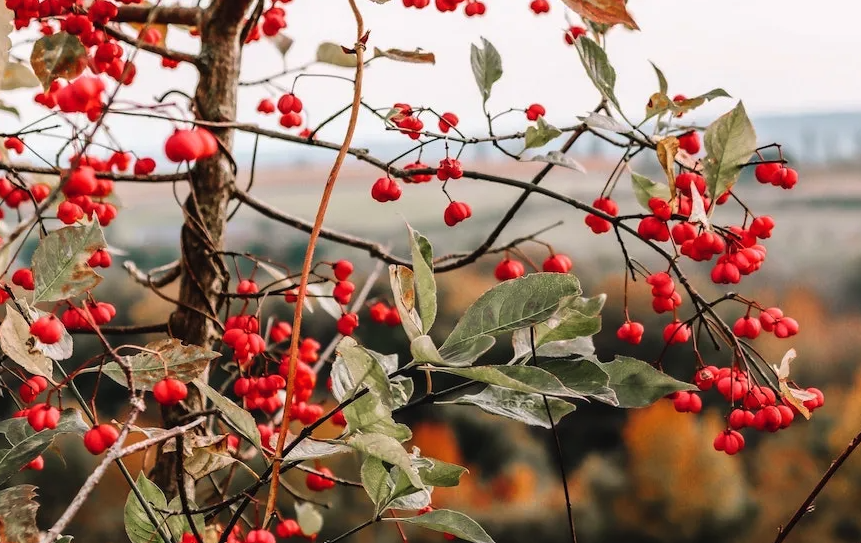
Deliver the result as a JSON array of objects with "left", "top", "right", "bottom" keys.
[{"left": 3, "top": 1, "right": 861, "bottom": 542}]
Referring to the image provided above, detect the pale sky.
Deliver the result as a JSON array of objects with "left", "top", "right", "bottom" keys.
[{"left": 6, "top": 0, "right": 861, "bottom": 160}]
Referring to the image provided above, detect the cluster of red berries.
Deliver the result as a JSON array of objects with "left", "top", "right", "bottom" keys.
[
  {"left": 234, "top": 374, "right": 287, "bottom": 415},
  {"left": 733, "top": 307, "right": 798, "bottom": 340},
  {"left": 584, "top": 197, "right": 618, "bottom": 234},
  {"left": 223, "top": 315, "right": 266, "bottom": 367},
  {"left": 667, "top": 365, "right": 825, "bottom": 455},
  {"left": 0, "top": 177, "right": 50, "bottom": 211},
  {"left": 368, "top": 301, "right": 402, "bottom": 326},
  {"left": 56, "top": 152, "right": 141, "bottom": 227},
  {"left": 61, "top": 301, "right": 117, "bottom": 330},
  {"left": 401, "top": 0, "right": 485, "bottom": 17},
  {"left": 755, "top": 162, "right": 798, "bottom": 189},
  {"left": 391, "top": 103, "right": 424, "bottom": 140}
]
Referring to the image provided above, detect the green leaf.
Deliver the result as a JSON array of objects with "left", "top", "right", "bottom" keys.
[
  {"left": 391, "top": 376, "right": 414, "bottom": 409},
  {"left": 703, "top": 101, "right": 757, "bottom": 200},
  {"left": 408, "top": 225, "right": 436, "bottom": 333},
  {"left": 445, "top": 385, "right": 575, "bottom": 429},
  {"left": 574, "top": 36, "right": 619, "bottom": 110},
  {"left": 361, "top": 456, "right": 393, "bottom": 514},
  {"left": 470, "top": 37, "right": 502, "bottom": 103},
  {"left": 410, "top": 335, "right": 446, "bottom": 365},
  {"left": 194, "top": 379, "right": 261, "bottom": 450},
  {"left": 601, "top": 356, "right": 697, "bottom": 407},
  {"left": 419, "top": 458, "right": 468, "bottom": 488},
  {"left": 295, "top": 502, "right": 323, "bottom": 537},
  {"left": 315, "top": 42, "right": 357, "bottom": 67},
  {"left": 30, "top": 32, "right": 88, "bottom": 90},
  {"left": 102, "top": 339, "right": 218, "bottom": 391},
  {"left": 347, "top": 433, "right": 424, "bottom": 490},
  {"left": 282, "top": 437, "right": 353, "bottom": 462},
  {"left": 332, "top": 338, "right": 410, "bottom": 440},
  {"left": 517, "top": 294, "right": 606, "bottom": 355},
  {"left": 0, "top": 409, "right": 88, "bottom": 484},
  {"left": 0, "top": 485, "right": 39, "bottom": 543},
  {"left": 437, "top": 336, "right": 496, "bottom": 367},
  {"left": 650, "top": 61, "right": 668, "bottom": 95},
  {"left": 332, "top": 337, "right": 392, "bottom": 402},
  {"left": 631, "top": 172, "right": 671, "bottom": 211},
  {"left": 440, "top": 273, "right": 581, "bottom": 353},
  {"left": 540, "top": 358, "right": 617, "bottom": 405},
  {"left": 0, "top": 303, "right": 54, "bottom": 379},
  {"left": 124, "top": 473, "right": 171, "bottom": 543},
  {"left": 524, "top": 116, "right": 562, "bottom": 150},
  {"left": 32, "top": 221, "right": 106, "bottom": 303},
  {"left": 0, "top": 99, "right": 20, "bottom": 119},
  {"left": 387, "top": 509, "right": 495, "bottom": 543},
  {"left": 389, "top": 265, "right": 422, "bottom": 341},
  {"left": 427, "top": 366, "right": 573, "bottom": 397}
]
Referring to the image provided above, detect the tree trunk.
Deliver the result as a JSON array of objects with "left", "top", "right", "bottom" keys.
[{"left": 151, "top": 0, "right": 253, "bottom": 499}]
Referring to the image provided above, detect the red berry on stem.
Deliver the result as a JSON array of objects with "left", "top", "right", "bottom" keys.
[
  {"left": 153, "top": 378, "right": 188, "bottom": 406},
  {"left": 542, "top": 254, "right": 573, "bottom": 273},
  {"left": 616, "top": 321, "right": 644, "bottom": 345},
  {"left": 494, "top": 259, "right": 525, "bottom": 281},
  {"left": 83, "top": 424, "right": 120, "bottom": 455},
  {"left": 443, "top": 201, "right": 472, "bottom": 227},
  {"left": 438, "top": 112, "right": 459, "bottom": 133},
  {"left": 333, "top": 259, "right": 353, "bottom": 281}
]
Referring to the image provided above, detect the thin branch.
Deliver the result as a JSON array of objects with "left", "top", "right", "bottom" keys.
[
  {"left": 266, "top": 0, "right": 367, "bottom": 521},
  {"left": 115, "top": 5, "right": 202, "bottom": 26},
  {"left": 774, "top": 427, "right": 861, "bottom": 543}
]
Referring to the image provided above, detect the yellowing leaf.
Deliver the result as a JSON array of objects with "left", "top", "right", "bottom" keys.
[
  {"left": 645, "top": 92, "right": 671, "bottom": 119},
  {"left": 1, "top": 62, "right": 40, "bottom": 90},
  {"left": 374, "top": 47, "right": 435, "bottom": 64},
  {"left": 30, "top": 32, "right": 88, "bottom": 89},
  {"left": 561, "top": 0, "right": 639, "bottom": 30},
  {"left": 316, "top": 42, "right": 357, "bottom": 68},
  {"left": 655, "top": 136, "right": 679, "bottom": 199}
]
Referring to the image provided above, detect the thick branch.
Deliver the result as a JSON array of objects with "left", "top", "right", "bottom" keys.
[{"left": 115, "top": 5, "right": 202, "bottom": 26}]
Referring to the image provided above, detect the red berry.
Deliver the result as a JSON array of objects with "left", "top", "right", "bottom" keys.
[
  {"left": 4, "top": 137, "right": 24, "bottom": 154},
  {"left": 336, "top": 313, "right": 359, "bottom": 336},
  {"left": 333, "top": 259, "right": 354, "bottom": 281},
  {"left": 749, "top": 216, "right": 775, "bottom": 239},
  {"left": 27, "top": 403, "right": 60, "bottom": 431},
  {"left": 245, "top": 530, "right": 275, "bottom": 543},
  {"left": 270, "top": 321, "right": 292, "bottom": 343},
  {"left": 694, "top": 365, "right": 719, "bottom": 391},
  {"left": 755, "top": 162, "right": 782, "bottom": 184},
  {"left": 164, "top": 130, "right": 203, "bottom": 163},
  {"left": 369, "top": 302, "right": 388, "bottom": 323},
  {"left": 134, "top": 158, "right": 156, "bottom": 175},
  {"left": 616, "top": 321, "right": 644, "bottom": 345},
  {"left": 384, "top": 307, "right": 402, "bottom": 327},
  {"left": 713, "top": 429, "right": 745, "bottom": 455},
  {"left": 494, "top": 259, "right": 525, "bottom": 281},
  {"left": 305, "top": 467, "right": 336, "bottom": 491},
  {"left": 237, "top": 279, "right": 259, "bottom": 295},
  {"left": 153, "top": 378, "right": 188, "bottom": 406},
  {"left": 12, "top": 268, "right": 35, "bottom": 290},
  {"left": 564, "top": 26, "right": 586, "bottom": 45},
  {"left": 443, "top": 201, "right": 472, "bottom": 227},
  {"left": 276, "top": 520, "right": 301, "bottom": 539},
  {"left": 733, "top": 316, "right": 761, "bottom": 339},
  {"left": 333, "top": 280, "right": 355, "bottom": 305},
  {"left": 24, "top": 455, "right": 44, "bottom": 471},
  {"left": 19, "top": 376, "right": 48, "bottom": 403},
  {"left": 662, "top": 319, "right": 691, "bottom": 344},
  {"left": 677, "top": 131, "right": 701, "bottom": 155},
  {"left": 438, "top": 112, "right": 459, "bottom": 133},
  {"left": 585, "top": 197, "right": 618, "bottom": 234},
  {"left": 542, "top": 254, "right": 573, "bottom": 273},
  {"left": 83, "top": 424, "right": 120, "bottom": 455},
  {"left": 525, "top": 103, "right": 545, "bottom": 121},
  {"left": 257, "top": 98, "right": 275, "bottom": 114},
  {"left": 529, "top": 0, "right": 549, "bottom": 13},
  {"left": 30, "top": 315, "right": 63, "bottom": 344},
  {"left": 371, "top": 177, "right": 402, "bottom": 202}
]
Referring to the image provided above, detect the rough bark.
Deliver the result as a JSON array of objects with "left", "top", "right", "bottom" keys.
[{"left": 150, "top": 0, "right": 253, "bottom": 499}]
